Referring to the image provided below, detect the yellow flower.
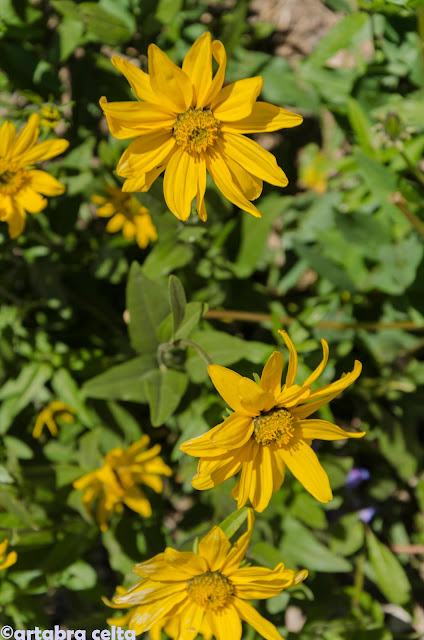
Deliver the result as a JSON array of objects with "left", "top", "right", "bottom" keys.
[
  {"left": 33, "top": 401, "right": 76, "bottom": 438},
  {"left": 0, "top": 114, "right": 69, "bottom": 238},
  {"left": 39, "top": 105, "right": 61, "bottom": 132},
  {"left": 0, "top": 539, "right": 17, "bottom": 571},
  {"left": 298, "top": 143, "right": 328, "bottom": 195},
  {"left": 180, "top": 331, "right": 365, "bottom": 511},
  {"left": 100, "top": 32, "right": 303, "bottom": 222},
  {"left": 73, "top": 436, "right": 172, "bottom": 531},
  {"left": 92, "top": 183, "right": 157, "bottom": 249},
  {"left": 109, "top": 509, "right": 307, "bottom": 640}
]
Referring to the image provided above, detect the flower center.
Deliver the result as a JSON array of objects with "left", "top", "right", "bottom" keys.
[
  {"left": 186, "top": 571, "right": 233, "bottom": 610},
  {"left": 173, "top": 108, "right": 220, "bottom": 153},
  {"left": 253, "top": 408, "right": 295, "bottom": 446},
  {"left": 0, "top": 162, "right": 29, "bottom": 196}
]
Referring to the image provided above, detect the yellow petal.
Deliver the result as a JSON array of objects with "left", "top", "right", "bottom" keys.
[
  {"left": 299, "top": 419, "right": 366, "bottom": 441},
  {"left": 45, "top": 415, "right": 59, "bottom": 437},
  {"left": 19, "top": 138, "right": 69, "bottom": 165},
  {"left": 270, "top": 447, "right": 286, "bottom": 493},
  {"left": 196, "top": 154, "right": 207, "bottom": 221},
  {"left": 29, "top": 170, "right": 65, "bottom": 196},
  {"left": 221, "top": 132, "right": 288, "bottom": 187},
  {"left": 250, "top": 444, "right": 273, "bottom": 512},
  {"left": 198, "top": 525, "right": 231, "bottom": 571},
  {"left": 231, "top": 565, "right": 295, "bottom": 599},
  {"left": 122, "top": 159, "right": 169, "bottom": 193},
  {"left": 205, "top": 144, "right": 261, "bottom": 218},
  {"left": 211, "top": 413, "right": 254, "bottom": 449},
  {"left": 225, "top": 155, "right": 263, "bottom": 201},
  {"left": 5, "top": 204, "right": 26, "bottom": 239},
  {"left": 302, "top": 339, "right": 329, "bottom": 387},
  {"left": 207, "top": 364, "right": 249, "bottom": 414},
  {"left": 279, "top": 438, "right": 333, "bottom": 503},
  {"left": 122, "top": 219, "right": 136, "bottom": 240},
  {"left": 123, "top": 486, "right": 152, "bottom": 517},
  {"left": 177, "top": 602, "right": 205, "bottom": 640},
  {"left": 148, "top": 43, "right": 193, "bottom": 112},
  {"left": 291, "top": 389, "right": 341, "bottom": 419},
  {"left": 306, "top": 360, "right": 362, "bottom": 402},
  {"left": 111, "top": 56, "right": 164, "bottom": 105},
  {"left": 16, "top": 187, "right": 47, "bottom": 214},
  {"left": 276, "top": 384, "right": 311, "bottom": 408},
  {"left": 32, "top": 413, "right": 45, "bottom": 438},
  {"left": 192, "top": 451, "right": 244, "bottom": 490},
  {"left": 237, "top": 440, "right": 259, "bottom": 509},
  {"left": 233, "top": 598, "right": 284, "bottom": 640},
  {"left": 163, "top": 147, "right": 198, "bottom": 220},
  {"left": 116, "top": 591, "right": 187, "bottom": 631},
  {"left": 203, "top": 40, "right": 227, "bottom": 106},
  {"left": 278, "top": 331, "right": 298, "bottom": 387},
  {"left": 222, "top": 102, "right": 303, "bottom": 133},
  {"left": 221, "top": 508, "right": 255, "bottom": 576},
  {"left": 0, "top": 120, "right": 17, "bottom": 157},
  {"left": 100, "top": 97, "right": 175, "bottom": 135},
  {"left": 115, "top": 579, "right": 186, "bottom": 606},
  {"left": 206, "top": 603, "right": 242, "bottom": 640},
  {"left": 179, "top": 423, "right": 228, "bottom": 458},
  {"left": 117, "top": 130, "right": 175, "bottom": 177},
  {"left": 135, "top": 548, "right": 206, "bottom": 580},
  {"left": 0, "top": 550, "right": 17, "bottom": 571},
  {"left": 182, "top": 32, "right": 212, "bottom": 109},
  {"left": 260, "top": 351, "right": 284, "bottom": 397},
  {"left": 238, "top": 377, "right": 274, "bottom": 414},
  {"left": 11, "top": 113, "right": 40, "bottom": 157},
  {"left": 212, "top": 77, "right": 264, "bottom": 122}
]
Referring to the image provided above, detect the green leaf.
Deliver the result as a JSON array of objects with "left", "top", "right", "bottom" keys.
[
  {"left": 279, "top": 517, "right": 352, "bottom": 572},
  {"left": 353, "top": 150, "right": 398, "bottom": 201},
  {"left": 52, "top": 368, "right": 94, "bottom": 427},
  {"left": 106, "top": 401, "right": 142, "bottom": 442},
  {"left": 59, "top": 560, "right": 97, "bottom": 591},
  {"left": 82, "top": 355, "right": 157, "bottom": 403},
  {"left": 366, "top": 528, "right": 411, "bottom": 604},
  {"left": 126, "top": 263, "right": 170, "bottom": 354},
  {"left": 142, "top": 233, "right": 194, "bottom": 279},
  {"left": 306, "top": 12, "right": 370, "bottom": 66},
  {"left": 169, "top": 275, "right": 186, "bottom": 337},
  {"left": 175, "top": 301, "right": 207, "bottom": 340},
  {"left": 57, "top": 17, "right": 84, "bottom": 61},
  {"left": 0, "top": 465, "right": 13, "bottom": 483},
  {"left": 144, "top": 368, "right": 188, "bottom": 426},
  {"left": 347, "top": 97, "right": 376, "bottom": 157},
  {"left": 218, "top": 508, "right": 249, "bottom": 539}
]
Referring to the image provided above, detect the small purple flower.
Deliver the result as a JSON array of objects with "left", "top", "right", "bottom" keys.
[
  {"left": 346, "top": 467, "right": 370, "bottom": 490},
  {"left": 359, "top": 507, "right": 376, "bottom": 523}
]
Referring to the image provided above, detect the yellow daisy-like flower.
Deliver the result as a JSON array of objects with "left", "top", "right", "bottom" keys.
[
  {"left": 0, "top": 113, "right": 69, "bottom": 238},
  {"left": 32, "top": 401, "right": 76, "bottom": 438},
  {"left": 73, "top": 436, "right": 172, "bottom": 531},
  {"left": 92, "top": 183, "right": 157, "bottom": 249},
  {"left": 109, "top": 509, "right": 307, "bottom": 640},
  {"left": 0, "top": 539, "right": 17, "bottom": 571},
  {"left": 100, "top": 32, "right": 303, "bottom": 222},
  {"left": 180, "top": 331, "right": 365, "bottom": 511}
]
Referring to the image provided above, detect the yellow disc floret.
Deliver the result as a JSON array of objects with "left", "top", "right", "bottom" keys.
[
  {"left": 253, "top": 408, "right": 295, "bottom": 446},
  {"left": 0, "top": 161, "right": 29, "bottom": 196},
  {"left": 173, "top": 108, "right": 220, "bottom": 153},
  {"left": 186, "top": 571, "right": 233, "bottom": 610}
]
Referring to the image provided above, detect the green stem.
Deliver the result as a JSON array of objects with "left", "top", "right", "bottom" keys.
[
  {"left": 389, "top": 192, "right": 424, "bottom": 238},
  {"left": 398, "top": 145, "right": 424, "bottom": 188},
  {"left": 177, "top": 338, "right": 213, "bottom": 366},
  {"left": 352, "top": 550, "right": 365, "bottom": 610}
]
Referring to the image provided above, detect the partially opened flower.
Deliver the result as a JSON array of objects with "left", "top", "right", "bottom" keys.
[
  {"left": 73, "top": 436, "right": 172, "bottom": 531},
  {"left": 180, "top": 331, "right": 365, "bottom": 511},
  {"left": 100, "top": 32, "right": 302, "bottom": 222},
  {"left": 0, "top": 539, "right": 17, "bottom": 571},
  {"left": 0, "top": 114, "right": 69, "bottom": 238},
  {"left": 92, "top": 183, "right": 157, "bottom": 249},
  {"left": 109, "top": 509, "right": 307, "bottom": 640},
  {"left": 33, "top": 401, "right": 75, "bottom": 438}
]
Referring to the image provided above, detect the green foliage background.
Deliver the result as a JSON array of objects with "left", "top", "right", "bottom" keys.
[{"left": 1, "top": 0, "right": 424, "bottom": 637}]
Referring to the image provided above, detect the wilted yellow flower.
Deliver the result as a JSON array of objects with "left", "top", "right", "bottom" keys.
[
  {"left": 180, "top": 331, "right": 364, "bottom": 511},
  {"left": 33, "top": 401, "right": 75, "bottom": 438},
  {"left": 100, "top": 32, "right": 302, "bottom": 222},
  {"left": 73, "top": 436, "right": 172, "bottom": 531},
  {"left": 0, "top": 114, "right": 69, "bottom": 238},
  {"left": 298, "top": 143, "right": 328, "bottom": 194},
  {"left": 92, "top": 183, "right": 157, "bottom": 249},
  {"left": 109, "top": 509, "right": 307, "bottom": 640},
  {"left": 0, "top": 539, "right": 17, "bottom": 571},
  {"left": 39, "top": 105, "right": 61, "bottom": 132}
]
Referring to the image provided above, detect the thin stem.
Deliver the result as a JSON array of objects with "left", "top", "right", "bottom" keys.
[
  {"left": 205, "top": 309, "right": 424, "bottom": 332},
  {"left": 176, "top": 338, "right": 213, "bottom": 366},
  {"left": 397, "top": 145, "right": 424, "bottom": 188},
  {"left": 352, "top": 551, "right": 365, "bottom": 610},
  {"left": 389, "top": 192, "right": 424, "bottom": 238}
]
